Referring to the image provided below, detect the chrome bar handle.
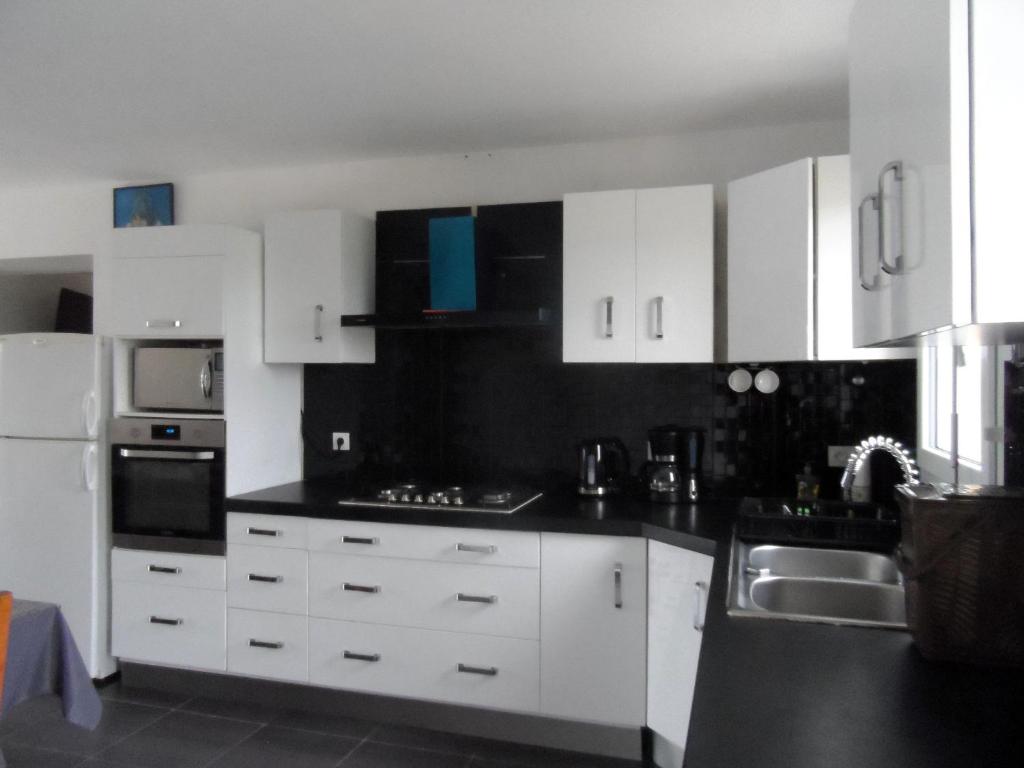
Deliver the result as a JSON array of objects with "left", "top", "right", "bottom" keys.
[
  {"left": 456, "top": 543, "right": 496, "bottom": 554},
  {"left": 614, "top": 563, "right": 623, "bottom": 609},
  {"left": 248, "top": 639, "right": 284, "bottom": 650},
  {"left": 149, "top": 616, "right": 183, "bottom": 626},
  {"left": 342, "top": 536, "right": 380, "bottom": 545},
  {"left": 246, "top": 527, "right": 282, "bottom": 537},
  {"left": 458, "top": 663, "right": 498, "bottom": 676},
  {"left": 314, "top": 304, "right": 324, "bottom": 342},
  {"left": 343, "top": 583, "right": 381, "bottom": 594},
  {"left": 857, "top": 194, "right": 881, "bottom": 291},
  {"left": 877, "top": 160, "right": 907, "bottom": 275},
  {"left": 248, "top": 574, "right": 283, "bottom": 583},
  {"left": 119, "top": 449, "right": 215, "bottom": 461},
  {"left": 456, "top": 593, "right": 498, "bottom": 604},
  {"left": 145, "top": 319, "right": 182, "bottom": 329},
  {"left": 343, "top": 651, "right": 381, "bottom": 662},
  {"left": 693, "top": 580, "right": 708, "bottom": 632},
  {"left": 603, "top": 296, "right": 614, "bottom": 338},
  {"left": 654, "top": 296, "right": 664, "bottom": 339},
  {"left": 148, "top": 565, "right": 182, "bottom": 575},
  {"left": 200, "top": 358, "right": 213, "bottom": 400}
]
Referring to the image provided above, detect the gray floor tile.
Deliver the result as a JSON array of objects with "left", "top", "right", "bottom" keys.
[
  {"left": 2, "top": 700, "right": 169, "bottom": 757},
  {"left": 0, "top": 743, "right": 83, "bottom": 768},
  {"left": 269, "top": 710, "right": 375, "bottom": 739},
  {"left": 94, "top": 711, "right": 259, "bottom": 768},
  {"left": 340, "top": 741, "right": 471, "bottom": 768},
  {"left": 207, "top": 726, "right": 360, "bottom": 768},
  {"left": 179, "top": 697, "right": 280, "bottom": 724},
  {"left": 367, "top": 724, "right": 486, "bottom": 755},
  {"left": 468, "top": 749, "right": 641, "bottom": 768},
  {"left": 0, "top": 696, "right": 64, "bottom": 736},
  {"left": 97, "top": 682, "right": 192, "bottom": 710}
]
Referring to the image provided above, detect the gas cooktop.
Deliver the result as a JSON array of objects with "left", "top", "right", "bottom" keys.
[{"left": 338, "top": 484, "right": 543, "bottom": 514}]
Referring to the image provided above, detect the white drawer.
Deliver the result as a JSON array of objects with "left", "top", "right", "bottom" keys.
[
  {"left": 112, "top": 581, "right": 226, "bottom": 671},
  {"left": 227, "top": 512, "right": 308, "bottom": 549},
  {"left": 227, "top": 608, "right": 308, "bottom": 683},
  {"left": 307, "top": 519, "right": 539, "bottom": 568},
  {"left": 112, "top": 548, "right": 226, "bottom": 591},
  {"left": 308, "top": 553, "right": 539, "bottom": 639},
  {"left": 309, "top": 618, "right": 539, "bottom": 712},
  {"left": 227, "top": 544, "right": 308, "bottom": 615}
]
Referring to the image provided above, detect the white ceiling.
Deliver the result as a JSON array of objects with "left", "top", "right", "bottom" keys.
[{"left": 0, "top": 0, "right": 855, "bottom": 184}]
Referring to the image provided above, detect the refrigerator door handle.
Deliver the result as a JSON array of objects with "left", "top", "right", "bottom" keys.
[
  {"left": 82, "top": 390, "right": 99, "bottom": 438},
  {"left": 82, "top": 444, "right": 98, "bottom": 492}
]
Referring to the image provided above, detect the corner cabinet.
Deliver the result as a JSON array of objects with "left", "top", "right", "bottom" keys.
[
  {"left": 562, "top": 186, "right": 713, "bottom": 363},
  {"left": 264, "top": 210, "right": 375, "bottom": 364},
  {"left": 539, "top": 533, "right": 647, "bottom": 727},
  {"left": 727, "top": 156, "right": 911, "bottom": 362},
  {"left": 850, "top": 0, "right": 1024, "bottom": 345}
]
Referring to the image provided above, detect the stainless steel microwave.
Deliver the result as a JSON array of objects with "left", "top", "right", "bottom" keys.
[{"left": 133, "top": 346, "right": 224, "bottom": 412}]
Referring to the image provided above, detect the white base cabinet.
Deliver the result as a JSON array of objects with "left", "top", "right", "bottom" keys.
[
  {"left": 227, "top": 608, "right": 308, "bottom": 683},
  {"left": 539, "top": 533, "right": 647, "bottom": 727}
]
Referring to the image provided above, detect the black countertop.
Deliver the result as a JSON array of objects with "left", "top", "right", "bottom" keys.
[{"left": 227, "top": 481, "right": 1024, "bottom": 768}]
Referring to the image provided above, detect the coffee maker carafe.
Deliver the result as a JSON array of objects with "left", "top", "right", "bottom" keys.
[{"left": 642, "top": 425, "right": 705, "bottom": 503}]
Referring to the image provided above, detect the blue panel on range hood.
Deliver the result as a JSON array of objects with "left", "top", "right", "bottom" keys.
[{"left": 429, "top": 216, "right": 476, "bottom": 311}]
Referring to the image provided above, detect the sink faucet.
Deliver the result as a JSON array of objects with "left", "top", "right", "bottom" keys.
[{"left": 840, "top": 435, "right": 919, "bottom": 502}]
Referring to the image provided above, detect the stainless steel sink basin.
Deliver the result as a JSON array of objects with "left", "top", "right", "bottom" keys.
[{"left": 727, "top": 538, "right": 907, "bottom": 629}]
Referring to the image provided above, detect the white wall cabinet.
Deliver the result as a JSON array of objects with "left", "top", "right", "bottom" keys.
[
  {"left": 539, "top": 533, "right": 647, "bottom": 727},
  {"left": 647, "top": 540, "right": 713, "bottom": 768},
  {"left": 849, "top": 0, "right": 1024, "bottom": 346},
  {"left": 563, "top": 186, "right": 713, "bottom": 363},
  {"left": 727, "top": 156, "right": 911, "bottom": 362},
  {"left": 264, "top": 210, "right": 375, "bottom": 363}
]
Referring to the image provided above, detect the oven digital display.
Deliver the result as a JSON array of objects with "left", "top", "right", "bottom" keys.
[{"left": 150, "top": 424, "right": 181, "bottom": 440}]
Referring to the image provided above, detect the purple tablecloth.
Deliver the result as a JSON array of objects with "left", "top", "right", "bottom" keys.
[{"left": 0, "top": 599, "right": 102, "bottom": 767}]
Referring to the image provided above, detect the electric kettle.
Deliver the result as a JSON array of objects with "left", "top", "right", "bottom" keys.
[{"left": 577, "top": 438, "right": 629, "bottom": 497}]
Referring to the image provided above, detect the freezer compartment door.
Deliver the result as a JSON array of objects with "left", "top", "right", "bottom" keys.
[{"left": 0, "top": 333, "right": 101, "bottom": 439}]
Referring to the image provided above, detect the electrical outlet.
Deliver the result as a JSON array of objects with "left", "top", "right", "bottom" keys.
[
  {"left": 827, "top": 445, "right": 856, "bottom": 468},
  {"left": 332, "top": 432, "right": 351, "bottom": 452}
]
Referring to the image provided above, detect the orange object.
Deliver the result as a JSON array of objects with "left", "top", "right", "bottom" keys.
[{"left": 0, "top": 591, "right": 12, "bottom": 710}]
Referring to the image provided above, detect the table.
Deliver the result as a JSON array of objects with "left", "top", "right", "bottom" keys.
[{"left": 0, "top": 599, "right": 102, "bottom": 768}]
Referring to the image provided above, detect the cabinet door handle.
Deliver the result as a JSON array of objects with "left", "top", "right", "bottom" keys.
[
  {"left": 314, "top": 304, "right": 324, "bottom": 342},
  {"left": 614, "top": 562, "right": 623, "bottom": 609},
  {"left": 248, "top": 639, "right": 284, "bottom": 650},
  {"left": 456, "top": 593, "right": 498, "bottom": 604},
  {"left": 247, "top": 573, "right": 283, "bottom": 583},
  {"left": 603, "top": 296, "right": 614, "bottom": 338},
  {"left": 149, "top": 616, "right": 183, "bottom": 626},
  {"left": 342, "top": 536, "right": 380, "bottom": 545},
  {"left": 145, "top": 319, "right": 182, "bottom": 329},
  {"left": 654, "top": 296, "right": 664, "bottom": 339},
  {"left": 343, "top": 651, "right": 381, "bottom": 662},
  {"left": 246, "top": 527, "right": 282, "bottom": 537},
  {"left": 458, "top": 663, "right": 498, "bottom": 676},
  {"left": 456, "top": 543, "right": 496, "bottom": 554},
  {"left": 877, "top": 160, "right": 908, "bottom": 275},
  {"left": 857, "top": 194, "right": 882, "bottom": 291},
  {"left": 343, "top": 582, "right": 381, "bottom": 594},
  {"left": 693, "top": 580, "right": 708, "bottom": 632},
  {"left": 148, "top": 565, "right": 182, "bottom": 575}
]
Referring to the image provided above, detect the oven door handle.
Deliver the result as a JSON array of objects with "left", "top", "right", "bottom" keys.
[{"left": 118, "top": 449, "right": 216, "bottom": 461}]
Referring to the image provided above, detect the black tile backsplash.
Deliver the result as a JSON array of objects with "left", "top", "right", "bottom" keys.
[{"left": 303, "top": 329, "right": 917, "bottom": 499}]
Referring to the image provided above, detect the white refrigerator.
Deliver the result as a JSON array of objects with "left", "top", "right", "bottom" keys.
[{"left": 0, "top": 332, "right": 115, "bottom": 678}]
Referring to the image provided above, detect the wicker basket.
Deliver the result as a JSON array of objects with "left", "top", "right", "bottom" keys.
[{"left": 897, "top": 484, "right": 1024, "bottom": 668}]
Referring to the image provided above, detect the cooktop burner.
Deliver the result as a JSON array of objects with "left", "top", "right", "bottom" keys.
[{"left": 338, "top": 484, "right": 543, "bottom": 514}]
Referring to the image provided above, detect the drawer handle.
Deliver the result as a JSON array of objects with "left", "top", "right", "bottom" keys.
[
  {"left": 149, "top": 616, "right": 183, "bottom": 626},
  {"left": 614, "top": 562, "right": 623, "bottom": 609},
  {"left": 693, "top": 580, "right": 708, "bottom": 632},
  {"left": 145, "top": 319, "right": 182, "bottom": 329},
  {"left": 148, "top": 565, "right": 182, "bottom": 575},
  {"left": 343, "top": 582, "right": 381, "bottom": 594},
  {"left": 248, "top": 639, "right": 284, "bottom": 650},
  {"left": 246, "top": 527, "right": 282, "bottom": 537},
  {"left": 343, "top": 651, "right": 381, "bottom": 662},
  {"left": 458, "top": 663, "right": 498, "bottom": 676},
  {"left": 456, "top": 543, "right": 496, "bottom": 554},
  {"left": 456, "top": 593, "right": 498, "bottom": 604},
  {"left": 248, "top": 573, "right": 284, "bottom": 584},
  {"left": 342, "top": 536, "right": 380, "bottom": 545}
]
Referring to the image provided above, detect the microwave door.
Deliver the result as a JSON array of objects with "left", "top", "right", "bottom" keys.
[{"left": 134, "top": 348, "right": 216, "bottom": 411}]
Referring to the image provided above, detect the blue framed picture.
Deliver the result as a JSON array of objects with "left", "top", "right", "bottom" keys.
[{"left": 113, "top": 183, "right": 174, "bottom": 228}]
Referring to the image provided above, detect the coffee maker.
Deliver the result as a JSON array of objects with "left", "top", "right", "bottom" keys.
[{"left": 641, "top": 425, "right": 705, "bottom": 503}]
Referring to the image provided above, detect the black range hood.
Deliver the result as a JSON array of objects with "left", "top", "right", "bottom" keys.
[{"left": 341, "top": 202, "right": 562, "bottom": 330}]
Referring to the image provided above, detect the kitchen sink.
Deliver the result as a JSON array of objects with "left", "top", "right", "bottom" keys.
[{"left": 727, "top": 538, "right": 907, "bottom": 629}]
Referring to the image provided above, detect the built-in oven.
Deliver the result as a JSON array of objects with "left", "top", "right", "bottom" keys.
[{"left": 111, "top": 417, "right": 226, "bottom": 555}]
